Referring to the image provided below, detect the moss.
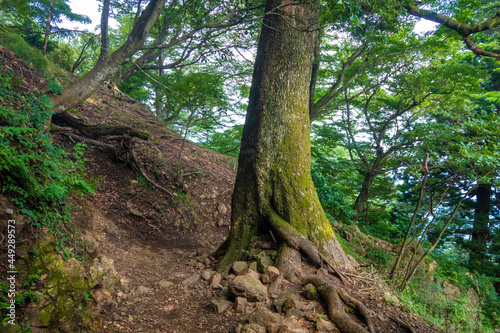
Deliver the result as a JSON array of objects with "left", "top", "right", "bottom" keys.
[{"left": 24, "top": 234, "right": 96, "bottom": 332}]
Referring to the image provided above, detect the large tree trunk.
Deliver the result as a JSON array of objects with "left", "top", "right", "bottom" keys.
[
  {"left": 469, "top": 183, "right": 491, "bottom": 272},
  {"left": 216, "top": 0, "right": 351, "bottom": 276},
  {"left": 50, "top": 0, "right": 166, "bottom": 113}
]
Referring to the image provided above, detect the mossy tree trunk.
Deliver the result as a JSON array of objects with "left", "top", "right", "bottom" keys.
[{"left": 217, "top": 0, "right": 351, "bottom": 276}]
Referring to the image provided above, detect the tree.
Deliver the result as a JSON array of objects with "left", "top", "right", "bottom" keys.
[
  {"left": 216, "top": 0, "right": 352, "bottom": 278},
  {"left": 97, "top": 0, "right": 110, "bottom": 62}
]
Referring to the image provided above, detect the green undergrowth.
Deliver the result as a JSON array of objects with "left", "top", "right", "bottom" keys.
[
  {"left": 0, "top": 28, "right": 70, "bottom": 85},
  {"left": 336, "top": 225, "right": 500, "bottom": 332},
  {"left": 0, "top": 66, "right": 98, "bottom": 329}
]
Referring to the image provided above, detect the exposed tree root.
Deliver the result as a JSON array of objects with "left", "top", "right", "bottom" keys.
[
  {"left": 390, "top": 316, "right": 417, "bottom": 333},
  {"left": 54, "top": 112, "right": 150, "bottom": 140},
  {"left": 268, "top": 208, "right": 350, "bottom": 284},
  {"left": 267, "top": 208, "right": 375, "bottom": 333},
  {"left": 303, "top": 276, "right": 374, "bottom": 333}
]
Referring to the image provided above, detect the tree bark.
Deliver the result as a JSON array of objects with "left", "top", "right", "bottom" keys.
[
  {"left": 50, "top": 0, "right": 166, "bottom": 113},
  {"left": 352, "top": 171, "right": 376, "bottom": 221},
  {"left": 216, "top": 0, "right": 352, "bottom": 275},
  {"left": 469, "top": 183, "right": 491, "bottom": 272},
  {"left": 42, "top": 0, "right": 56, "bottom": 54},
  {"left": 98, "top": 0, "right": 111, "bottom": 63}
]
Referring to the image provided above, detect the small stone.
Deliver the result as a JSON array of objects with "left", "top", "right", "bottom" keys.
[
  {"left": 277, "top": 317, "right": 308, "bottom": 333},
  {"left": 158, "top": 280, "right": 173, "bottom": 289},
  {"left": 229, "top": 275, "right": 268, "bottom": 301},
  {"left": 316, "top": 317, "right": 335, "bottom": 332},
  {"left": 383, "top": 292, "right": 400, "bottom": 306},
  {"left": 285, "top": 308, "right": 305, "bottom": 319},
  {"left": 211, "top": 273, "right": 222, "bottom": 289},
  {"left": 241, "top": 323, "right": 266, "bottom": 333},
  {"left": 249, "top": 262, "right": 258, "bottom": 271},
  {"left": 233, "top": 261, "right": 249, "bottom": 275},
  {"left": 137, "top": 286, "right": 150, "bottom": 294},
  {"left": 218, "top": 203, "right": 228, "bottom": 215},
  {"left": 303, "top": 284, "right": 318, "bottom": 300},
  {"left": 246, "top": 269, "right": 261, "bottom": 280},
  {"left": 243, "top": 306, "right": 284, "bottom": 326},
  {"left": 202, "top": 270, "right": 214, "bottom": 280},
  {"left": 211, "top": 298, "right": 232, "bottom": 314},
  {"left": 283, "top": 294, "right": 303, "bottom": 312},
  {"left": 182, "top": 274, "right": 201, "bottom": 286},
  {"left": 257, "top": 252, "right": 274, "bottom": 273},
  {"left": 235, "top": 297, "right": 248, "bottom": 313},
  {"left": 129, "top": 208, "right": 144, "bottom": 217},
  {"left": 6, "top": 208, "right": 14, "bottom": 215},
  {"left": 262, "top": 266, "right": 279, "bottom": 284}
]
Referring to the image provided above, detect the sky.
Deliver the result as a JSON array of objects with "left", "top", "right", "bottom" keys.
[{"left": 66, "top": 0, "right": 439, "bottom": 34}]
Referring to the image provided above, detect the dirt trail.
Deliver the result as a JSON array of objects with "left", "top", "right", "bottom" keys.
[{"left": 88, "top": 211, "right": 235, "bottom": 333}]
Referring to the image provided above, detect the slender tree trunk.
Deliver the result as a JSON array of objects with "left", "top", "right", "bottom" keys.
[
  {"left": 352, "top": 171, "right": 376, "bottom": 221},
  {"left": 50, "top": 0, "right": 166, "bottom": 113},
  {"left": 469, "top": 183, "right": 491, "bottom": 272},
  {"left": 42, "top": 0, "right": 56, "bottom": 54},
  {"left": 98, "top": 0, "right": 111, "bottom": 63},
  {"left": 216, "top": 0, "right": 351, "bottom": 276}
]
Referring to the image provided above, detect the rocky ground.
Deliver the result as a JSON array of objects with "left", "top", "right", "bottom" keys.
[{"left": 0, "top": 46, "right": 442, "bottom": 333}]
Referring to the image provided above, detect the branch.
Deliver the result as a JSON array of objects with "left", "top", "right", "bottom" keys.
[{"left": 406, "top": 5, "right": 500, "bottom": 60}]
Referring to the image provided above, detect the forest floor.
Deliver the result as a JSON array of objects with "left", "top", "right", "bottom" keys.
[{"left": 1, "top": 47, "right": 442, "bottom": 333}]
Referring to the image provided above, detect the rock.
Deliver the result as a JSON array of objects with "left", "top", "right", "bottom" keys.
[
  {"left": 285, "top": 308, "right": 305, "bottom": 319},
  {"left": 211, "top": 298, "right": 232, "bottom": 314},
  {"left": 6, "top": 208, "right": 14, "bottom": 215},
  {"left": 277, "top": 317, "right": 308, "bottom": 333},
  {"left": 443, "top": 281, "right": 461, "bottom": 301},
  {"left": 316, "top": 317, "right": 335, "bottom": 332},
  {"left": 137, "top": 285, "right": 150, "bottom": 294},
  {"left": 129, "top": 208, "right": 144, "bottom": 217},
  {"left": 158, "top": 280, "right": 173, "bottom": 289},
  {"left": 229, "top": 275, "right": 268, "bottom": 301},
  {"left": 266, "top": 323, "right": 281, "bottom": 333},
  {"left": 241, "top": 323, "right": 266, "bottom": 333},
  {"left": 94, "top": 288, "right": 113, "bottom": 312},
  {"left": 211, "top": 273, "right": 222, "bottom": 288},
  {"left": 468, "top": 288, "right": 479, "bottom": 307},
  {"left": 242, "top": 306, "right": 284, "bottom": 326},
  {"left": 274, "top": 292, "right": 300, "bottom": 313},
  {"left": 303, "top": 284, "right": 318, "bottom": 300},
  {"left": 383, "top": 292, "right": 400, "bottom": 306},
  {"left": 182, "top": 274, "right": 201, "bottom": 286},
  {"left": 268, "top": 273, "right": 283, "bottom": 295},
  {"left": 235, "top": 297, "right": 248, "bottom": 313},
  {"left": 257, "top": 252, "right": 274, "bottom": 273},
  {"left": 262, "top": 266, "right": 279, "bottom": 284},
  {"left": 233, "top": 261, "right": 249, "bottom": 275},
  {"left": 219, "top": 287, "right": 229, "bottom": 299},
  {"left": 283, "top": 294, "right": 303, "bottom": 312},
  {"left": 246, "top": 269, "right": 261, "bottom": 280},
  {"left": 218, "top": 203, "right": 228, "bottom": 215},
  {"left": 202, "top": 270, "right": 214, "bottom": 280},
  {"left": 249, "top": 262, "right": 258, "bottom": 271}
]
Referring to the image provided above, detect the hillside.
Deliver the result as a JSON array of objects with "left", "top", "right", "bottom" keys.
[{"left": 0, "top": 46, "right": 443, "bottom": 333}]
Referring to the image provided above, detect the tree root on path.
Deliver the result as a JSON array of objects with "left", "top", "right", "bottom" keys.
[{"left": 267, "top": 208, "right": 376, "bottom": 333}]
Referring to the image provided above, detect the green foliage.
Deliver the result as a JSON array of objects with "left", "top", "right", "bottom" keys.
[
  {"left": 200, "top": 125, "right": 243, "bottom": 158},
  {"left": 0, "top": 68, "right": 97, "bottom": 239},
  {"left": 0, "top": 28, "right": 69, "bottom": 82},
  {"left": 311, "top": 163, "right": 355, "bottom": 224}
]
